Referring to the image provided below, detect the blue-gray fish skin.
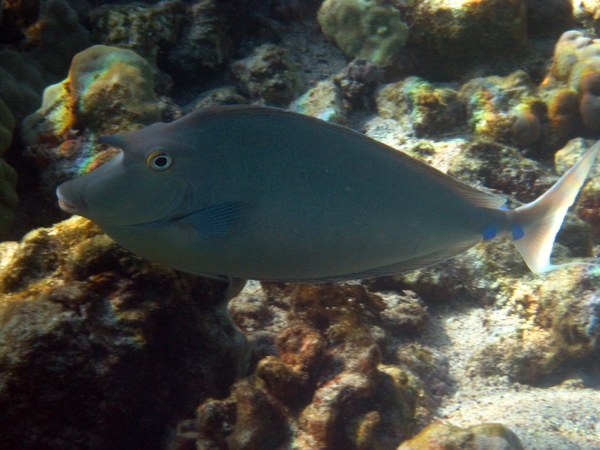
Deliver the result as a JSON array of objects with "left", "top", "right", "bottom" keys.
[{"left": 56, "top": 105, "right": 599, "bottom": 281}]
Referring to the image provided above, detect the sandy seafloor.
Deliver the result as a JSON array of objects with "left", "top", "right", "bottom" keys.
[{"left": 421, "top": 296, "right": 600, "bottom": 449}]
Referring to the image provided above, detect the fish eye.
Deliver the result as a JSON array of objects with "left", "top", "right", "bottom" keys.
[{"left": 147, "top": 151, "right": 173, "bottom": 171}]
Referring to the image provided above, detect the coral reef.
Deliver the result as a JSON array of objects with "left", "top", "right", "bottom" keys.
[
  {"left": 0, "top": 216, "right": 248, "bottom": 449},
  {"left": 317, "top": 0, "right": 409, "bottom": 66},
  {"left": 163, "top": 0, "right": 233, "bottom": 81},
  {"left": 468, "top": 264, "right": 600, "bottom": 384},
  {"left": 0, "top": 0, "right": 90, "bottom": 80},
  {"left": 292, "top": 58, "right": 382, "bottom": 123},
  {"left": 23, "top": 44, "right": 158, "bottom": 142},
  {"left": 385, "top": 236, "right": 598, "bottom": 384},
  {"left": 398, "top": 422, "right": 524, "bottom": 450},
  {"left": 190, "top": 86, "right": 249, "bottom": 111},
  {"left": 446, "top": 140, "right": 559, "bottom": 204},
  {"left": 290, "top": 78, "right": 347, "bottom": 123},
  {"left": 0, "top": 99, "right": 18, "bottom": 236},
  {"left": 410, "top": 0, "right": 527, "bottom": 75},
  {"left": 377, "top": 77, "right": 465, "bottom": 137},
  {"left": 542, "top": 29, "right": 600, "bottom": 140},
  {"left": 22, "top": 44, "right": 159, "bottom": 196},
  {"left": 227, "top": 0, "right": 322, "bottom": 20},
  {"left": 176, "top": 282, "right": 440, "bottom": 449},
  {"left": 231, "top": 43, "right": 304, "bottom": 107},
  {"left": 0, "top": 99, "right": 15, "bottom": 156},
  {"left": 24, "top": 0, "right": 90, "bottom": 79},
  {"left": 0, "top": 158, "right": 18, "bottom": 237},
  {"left": 333, "top": 58, "right": 382, "bottom": 111},
  {"left": 526, "top": 0, "right": 573, "bottom": 36},
  {"left": 91, "top": 0, "right": 232, "bottom": 85},
  {"left": 0, "top": 1, "right": 598, "bottom": 448},
  {"left": 459, "top": 71, "right": 548, "bottom": 149},
  {"left": 555, "top": 138, "right": 600, "bottom": 237},
  {"left": 0, "top": 48, "right": 47, "bottom": 120},
  {"left": 90, "top": 1, "right": 186, "bottom": 69}
]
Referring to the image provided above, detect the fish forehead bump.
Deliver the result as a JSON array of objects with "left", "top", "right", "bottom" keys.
[
  {"left": 97, "top": 122, "right": 200, "bottom": 163},
  {"left": 97, "top": 122, "right": 171, "bottom": 152}
]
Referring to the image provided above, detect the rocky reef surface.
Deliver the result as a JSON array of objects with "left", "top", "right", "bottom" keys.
[{"left": 0, "top": 0, "right": 599, "bottom": 449}]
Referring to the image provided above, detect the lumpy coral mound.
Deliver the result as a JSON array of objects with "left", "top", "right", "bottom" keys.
[
  {"left": 176, "top": 281, "right": 442, "bottom": 450},
  {"left": 0, "top": 217, "right": 247, "bottom": 449}
]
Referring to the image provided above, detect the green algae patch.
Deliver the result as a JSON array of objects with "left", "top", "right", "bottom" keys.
[{"left": 318, "top": 0, "right": 409, "bottom": 66}]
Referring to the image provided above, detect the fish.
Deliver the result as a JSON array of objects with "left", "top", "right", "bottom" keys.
[{"left": 56, "top": 105, "right": 599, "bottom": 283}]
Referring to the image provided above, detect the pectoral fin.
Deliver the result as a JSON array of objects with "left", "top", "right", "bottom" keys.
[{"left": 175, "top": 201, "right": 247, "bottom": 242}]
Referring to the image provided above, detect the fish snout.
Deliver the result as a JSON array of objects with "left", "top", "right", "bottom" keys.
[{"left": 56, "top": 180, "right": 88, "bottom": 215}]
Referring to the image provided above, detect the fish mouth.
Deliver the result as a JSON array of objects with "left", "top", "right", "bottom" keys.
[
  {"left": 56, "top": 183, "right": 88, "bottom": 215},
  {"left": 58, "top": 197, "right": 82, "bottom": 214}
]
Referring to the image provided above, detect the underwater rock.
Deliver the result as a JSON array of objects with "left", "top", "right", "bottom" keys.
[
  {"left": 446, "top": 140, "right": 559, "bottom": 204},
  {"left": 23, "top": 44, "right": 158, "bottom": 141},
  {"left": 333, "top": 58, "right": 383, "bottom": 111},
  {"left": 0, "top": 0, "right": 89, "bottom": 79},
  {"left": 544, "top": 87, "right": 581, "bottom": 146},
  {"left": 177, "top": 282, "right": 439, "bottom": 449},
  {"left": 410, "top": 0, "right": 527, "bottom": 76},
  {"left": 23, "top": 0, "right": 90, "bottom": 79},
  {"left": 228, "top": 0, "right": 321, "bottom": 20},
  {"left": 397, "top": 422, "right": 524, "bottom": 450},
  {"left": 231, "top": 43, "right": 304, "bottom": 107},
  {"left": 469, "top": 264, "right": 600, "bottom": 384},
  {"left": 0, "top": 99, "right": 15, "bottom": 156},
  {"left": 290, "top": 78, "right": 347, "bottom": 124},
  {"left": 555, "top": 138, "right": 600, "bottom": 237},
  {"left": 573, "top": 0, "right": 600, "bottom": 29},
  {"left": 317, "top": 0, "right": 409, "bottom": 66},
  {"left": 458, "top": 71, "right": 548, "bottom": 150},
  {"left": 0, "top": 100, "right": 18, "bottom": 236},
  {"left": 526, "top": 0, "right": 573, "bottom": 36},
  {"left": 542, "top": 30, "right": 600, "bottom": 140},
  {"left": 385, "top": 232, "right": 598, "bottom": 384},
  {"left": 269, "top": 0, "right": 322, "bottom": 19},
  {"left": 377, "top": 77, "right": 465, "bottom": 138},
  {"left": 0, "top": 158, "right": 18, "bottom": 238},
  {"left": 189, "top": 86, "right": 249, "bottom": 111},
  {"left": 93, "top": 0, "right": 233, "bottom": 86},
  {"left": 90, "top": 0, "right": 186, "bottom": 69},
  {"left": 22, "top": 44, "right": 159, "bottom": 197},
  {"left": 0, "top": 0, "right": 41, "bottom": 45},
  {"left": 378, "top": 290, "right": 429, "bottom": 337},
  {"left": 0, "top": 48, "right": 47, "bottom": 120},
  {"left": 0, "top": 216, "right": 247, "bottom": 449},
  {"left": 164, "top": 0, "right": 233, "bottom": 81}
]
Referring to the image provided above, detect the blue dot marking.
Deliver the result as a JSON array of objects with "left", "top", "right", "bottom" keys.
[
  {"left": 512, "top": 224, "right": 525, "bottom": 240},
  {"left": 482, "top": 224, "right": 498, "bottom": 241}
]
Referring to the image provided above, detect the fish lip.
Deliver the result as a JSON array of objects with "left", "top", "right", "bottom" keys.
[
  {"left": 58, "top": 197, "right": 84, "bottom": 214},
  {"left": 56, "top": 185, "right": 88, "bottom": 215}
]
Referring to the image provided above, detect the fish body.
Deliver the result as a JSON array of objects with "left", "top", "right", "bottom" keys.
[{"left": 57, "top": 105, "right": 599, "bottom": 281}]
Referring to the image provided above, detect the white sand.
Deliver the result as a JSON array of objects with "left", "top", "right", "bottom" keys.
[{"left": 421, "top": 299, "right": 600, "bottom": 449}]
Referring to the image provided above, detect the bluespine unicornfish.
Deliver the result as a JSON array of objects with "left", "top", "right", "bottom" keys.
[{"left": 56, "top": 105, "right": 599, "bottom": 282}]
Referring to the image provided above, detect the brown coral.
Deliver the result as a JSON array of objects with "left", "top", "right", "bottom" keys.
[
  {"left": 0, "top": 217, "right": 248, "bottom": 449},
  {"left": 177, "top": 283, "right": 436, "bottom": 449}
]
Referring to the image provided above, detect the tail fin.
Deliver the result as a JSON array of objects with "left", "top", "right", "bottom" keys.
[{"left": 511, "top": 141, "right": 600, "bottom": 273}]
